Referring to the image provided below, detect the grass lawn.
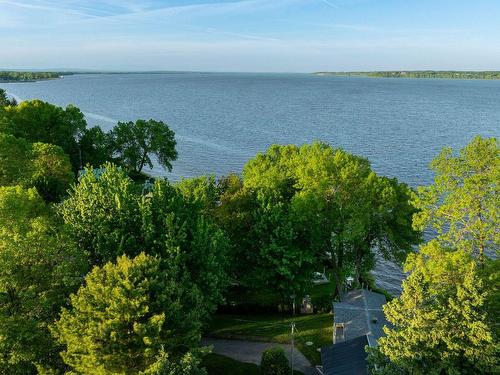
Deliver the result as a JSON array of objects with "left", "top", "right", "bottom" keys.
[
  {"left": 207, "top": 312, "right": 333, "bottom": 366},
  {"left": 202, "top": 353, "right": 304, "bottom": 375},
  {"left": 202, "top": 353, "right": 261, "bottom": 375}
]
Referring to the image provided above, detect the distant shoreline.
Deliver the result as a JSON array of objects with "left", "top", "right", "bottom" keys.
[
  {"left": 313, "top": 71, "right": 500, "bottom": 80},
  {"left": 2, "top": 70, "right": 500, "bottom": 81},
  {"left": 0, "top": 71, "right": 71, "bottom": 83},
  {"left": 0, "top": 78, "right": 61, "bottom": 83}
]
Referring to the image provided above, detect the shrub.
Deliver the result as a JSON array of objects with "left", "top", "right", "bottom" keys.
[{"left": 261, "top": 347, "right": 290, "bottom": 375}]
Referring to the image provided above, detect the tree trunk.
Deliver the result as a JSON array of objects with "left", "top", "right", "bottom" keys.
[
  {"left": 354, "top": 250, "right": 362, "bottom": 288},
  {"left": 137, "top": 151, "right": 147, "bottom": 173},
  {"left": 333, "top": 242, "right": 344, "bottom": 299}
]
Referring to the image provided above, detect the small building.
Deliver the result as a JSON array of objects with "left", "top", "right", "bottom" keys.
[{"left": 321, "top": 289, "right": 389, "bottom": 375}]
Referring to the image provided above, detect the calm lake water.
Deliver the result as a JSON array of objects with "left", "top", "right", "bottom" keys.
[{"left": 2, "top": 73, "right": 499, "bottom": 295}]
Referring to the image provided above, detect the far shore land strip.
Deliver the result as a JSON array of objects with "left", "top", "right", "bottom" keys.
[{"left": 2, "top": 70, "right": 500, "bottom": 83}]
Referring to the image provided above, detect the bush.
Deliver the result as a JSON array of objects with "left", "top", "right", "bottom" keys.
[{"left": 261, "top": 347, "right": 290, "bottom": 375}]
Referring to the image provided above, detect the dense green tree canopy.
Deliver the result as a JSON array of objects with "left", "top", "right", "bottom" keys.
[
  {"left": 59, "top": 164, "right": 229, "bottom": 319},
  {"left": 0, "top": 133, "right": 74, "bottom": 201},
  {"left": 413, "top": 136, "right": 499, "bottom": 263},
  {"left": 371, "top": 243, "right": 498, "bottom": 374},
  {"left": 53, "top": 253, "right": 206, "bottom": 375},
  {"left": 108, "top": 119, "right": 177, "bottom": 174},
  {"left": 0, "top": 100, "right": 86, "bottom": 170},
  {"left": 370, "top": 136, "right": 500, "bottom": 375},
  {"left": 0, "top": 133, "right": 32, "bottom": 185},
  {"left": 0, "top": 71, "right": 64, "bottom": 82},
  {"left": 235, "top": 142, "right": 420, "bottom": 297},
  {"left": 0, "top": 186, "right": 88, "bottom": 374},
  {"left": 176, "top": 175, "right": 219, "bottom": 214},
  {"left": 58, "top": 164, "right": 141, "bottom": 264},
  {"left": 79, "top": 126, "right": 113, "bottom": 168}
]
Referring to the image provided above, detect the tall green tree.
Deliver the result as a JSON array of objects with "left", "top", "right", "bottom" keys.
[
  {"left": 242, "top": 142, "right": 420, "bottom": 297},
  {"left": 58, "top": 163, "right": 140, "bottom": 264},
  {"left": 59, "top": 164, "right": 229, "bottom": 319},
  {"left": 413, "top": 136, "right": 499, "bottom": 263},
  {"left": 140, "top": 178, "right": 230, "bottom": 318},
  {"left": 0, "top": 186, "right": 88, "bottom": 374},
  {"left": 53, "top": 253, "right": 207, "bottom": 375},
  {"left": 370, "top": 136, "right": 500, "bottom": 375},
  {"left": 108, "top": 119, "right": 177, "bottom": 174},
  {"left": 253, "top": 192, "right": 315, "bottom": 306},
  {"left": 78, "top": 126, "right": 113, "bottom": 168},
  {"left": 370, "top": 242, "right": 498, "bottom": 374},
  {"left": 0, "top": 100, "right": 87, "bottom": 171}
]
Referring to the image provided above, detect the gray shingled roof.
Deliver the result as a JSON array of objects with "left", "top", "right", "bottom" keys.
[
  {"left": 333, "top": 289, "right": 388, "bottom": 347},
  {"left": 321, "top": 335, "right": 369, "bottom": 375},
  {"left": 321, "top": 290, "right": 389, "bottom": 375}
]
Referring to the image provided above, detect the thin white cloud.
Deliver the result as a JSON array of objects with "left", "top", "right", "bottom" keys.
[
  {"left": 0, "top": 0, "right": 96, "bottom": 17},
  {"left": 319, "top": 0, "right": 339, "bottom": 9},
  {"left": 204, "top": 27, "right": 282, "bottom": 42}
]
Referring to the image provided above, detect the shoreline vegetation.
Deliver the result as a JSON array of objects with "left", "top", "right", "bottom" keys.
[
  {"left": 313, "top": 70, "right": 500, "bottom": 79},
  {"left": 3, "top": 70, "right": 500, "bottom": 82},
  {"left": 0, "top": 71, "right": 72, "bottom": 82}
]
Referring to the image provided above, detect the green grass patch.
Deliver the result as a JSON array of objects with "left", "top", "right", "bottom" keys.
[
  {"left": 207, "top": 313, "right": 333, "bottom": 365},
  {"left": 202, "top": 353, "right": 304, "bottom": 375},
  {"left": 202, "top": 353, "right": 262, "bottom": 375}
]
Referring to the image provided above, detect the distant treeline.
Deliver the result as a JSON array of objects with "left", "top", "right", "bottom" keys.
[
  {"left": 0, "top": 71, "right": 72, "bottom": 82},
  {"left": 315, "top": 71, "right": 500, "bottom": 79}
]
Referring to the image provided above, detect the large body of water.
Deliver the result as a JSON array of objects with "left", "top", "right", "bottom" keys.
[{"left": 2, "top": 73, "right": 499, "bottom": 294}]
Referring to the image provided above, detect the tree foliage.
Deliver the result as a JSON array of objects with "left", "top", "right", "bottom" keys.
[
  {"left": 0, "top": 71, "right": 64, "bottom": 82},
  {"left": 0, "top": 133, "right": 74, "bottom": 201},
  {"left": 108, "top": 119, "right": 177, "bottom": 173},
  {"left": 0, "top": 89, "right": 17, "bottom": 107},
  {"left": 372, "top": 243, "right": 498, "bottom": 374},
  {"left": 317, "top": 71, "right": 500, "bottom": 80},
  {"left": 59, "top": 164, "right": 229, "bottom": 319},
  {"left": 58, "top": 164, "right": 140, "bottom": 264},
  {"left": 0, "top": 100, "right": 86, "bottom": 171},
  {"left": 79, "top": 126, "right": 113, "bottom": 168},
  {"left": 370, "top": 136, "right": 500, "bottom": 375},
  {"left": 413, "top": 136, "right": 499, "bottom": 263},
  {"left": 0, "top": 186, "right": 88, "bottom": 374},
  {"left": 260, "top": 347, "right": 290, "bottom": 375},
  {"left": 53, "top": 253, "right": 206, "bottom": 375},
  {"left": 227, "top": 142, "right": 420, "bottom": 298}
]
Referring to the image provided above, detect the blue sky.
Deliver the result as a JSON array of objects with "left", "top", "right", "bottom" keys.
[{"left": 1, "top": 0, "right": 499, "bottom": 72}]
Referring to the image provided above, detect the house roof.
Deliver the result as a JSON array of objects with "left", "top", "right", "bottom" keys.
[
  {"left": 321, "top": 335, "right": 369, "bottom": 375},
  {"left": 333, "top": 289, "right": 388, "bottom": 347},
  {"left": 321, "top": 290, "right": 389, "bottom": 375}
]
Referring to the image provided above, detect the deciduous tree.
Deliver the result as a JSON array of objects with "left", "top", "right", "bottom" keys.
[
  {"left": 59, "top": 164, "right": 229, "bottom": 320},
  {"left": 242, "top": 142, "right": 420, "bottom": 297},
  {"left": 0, "top": 133, "right": 74, "bottom": 201},
  {"left": 371, "top": 243, "right": 498, "bottom": 374},
  {"left": 0, "top": 186, "right": 87, "bottom": 374},
  {"left": 53, "top": 253, "right": 206, "bottom": 375},
  {"left": 0, "top": 100, "right": 87, "bottom": 171},
  {"left": 413, "top": 136, "right": 499, "bottom": 263},
  {"left": 108, "top": 119, "right": 177, "bottom": 174}
]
